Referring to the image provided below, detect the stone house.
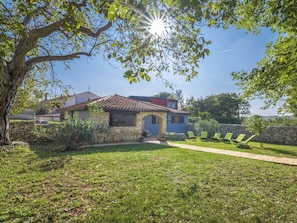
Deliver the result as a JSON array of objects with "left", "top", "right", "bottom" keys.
[{"left": 58, "top": 94, "right": 189, "bottom": 143}]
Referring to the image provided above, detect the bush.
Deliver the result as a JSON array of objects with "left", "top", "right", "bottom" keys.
[
  {"left": 54, "top": 113, "right": 94, "bottom": 151},
  {"left": 243, "top": 115, "right": 266, "bottom": 148},
  {"left": 194, "top": 119, "right": 219, "bottom": 137},
  {"left": 164, "top": 132, "right": 186, "bottom": 141},
  {"left": 31, "top": 124, "right": 55, "bottom": 142}
]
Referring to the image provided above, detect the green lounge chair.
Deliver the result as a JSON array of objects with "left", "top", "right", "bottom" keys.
[
  {"left": 211, "top": 132, "right": 221, "bottom": 141},
  {"left": 231, "top": 134, "right": 246, "bottom": 144},
  {"left": 241, "top": 135, "right": 256, "bottom": 144},
  {"left": 200, "top": 131, "right": 208, "bottom": 140},
  {"left": 221, "top": 132, "right": 233, "bottom": 143},
  {"left": 187, "top": 131, "right": 197, "bottom": 140}
]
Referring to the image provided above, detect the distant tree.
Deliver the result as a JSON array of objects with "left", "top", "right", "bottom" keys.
[
  {"left": 184, "top": 93, "right": 250, "bottom": 123},
  {"left": 154, "top": 92, "right": 174, "bottom": 99},
  {"left": 263, "top": 116, "right": 297, "bottom": 127},
  {"left": 174, "top": 90, "right": 184, "bottom": 110},
  {"left": 243, "top": 115, "right": 267, "bottom": 148}
]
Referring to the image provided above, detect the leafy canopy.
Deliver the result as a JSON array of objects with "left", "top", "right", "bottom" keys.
[
  {"left": 0, "top": 0, "right": 228, "bottom": 113},
  {"left": 223, "top": 0, "right": 297, "bottom": 114}
]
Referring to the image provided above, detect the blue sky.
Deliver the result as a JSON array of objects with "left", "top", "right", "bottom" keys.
[{"left": 55, "top": 26, "right": 279, "bottom": 116}]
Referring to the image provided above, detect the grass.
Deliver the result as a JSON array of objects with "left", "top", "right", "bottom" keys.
[
  {"left": 0, "top": 143, "right": 296, "bottom": 222},
  {"left": 175, "top": 138, "right": 297, "bottom": 158}
]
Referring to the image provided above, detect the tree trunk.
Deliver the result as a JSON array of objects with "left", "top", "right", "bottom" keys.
[
  {"left": 0, "top": 60, "right": 26, "bottom": 145},
  {"left": 0, "top": 84, "right": 19, "bottom": 145},
  {"left": 0, "top": 106, "right": 11, "bottom": 145}
]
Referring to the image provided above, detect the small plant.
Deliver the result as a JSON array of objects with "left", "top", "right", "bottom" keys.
[
  {"left": 138, "top": 136, "right": 145, "bottom": 142},
  {"left": 164, "top": 132, "right": 186, "bottom": 141},
  {"left": 243, "top": 115, "right": 267, "bottom": 148},
  {"left": 31, "top": 124, "right": 55, "bottom": 142},
  {"left": 54, "top": 113, "right": 94, "bottom": 151},
  {"left": 158, "top": 135, "right": 166, "bottom": 141}
]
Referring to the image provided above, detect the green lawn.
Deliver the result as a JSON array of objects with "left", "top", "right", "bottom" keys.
[
  {"left": 0, "top": 143, "right": 296, "bottom": 222},
  {"left": 175, "top": 138, "right": 297, "bottom": 158}
]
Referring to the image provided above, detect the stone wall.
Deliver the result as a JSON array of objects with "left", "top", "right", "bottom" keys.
[
  {"left": 90, "top": 111, "right": 167, "bottom": 143},
  {"left": 9, "top": 122, "right": 56, "bottom": 143},
  {"left": 11, "top": 120, "right": 296, "bottom": 145},
  {"left": 219, "top": 124, "right": 297, "bottom": 145}
]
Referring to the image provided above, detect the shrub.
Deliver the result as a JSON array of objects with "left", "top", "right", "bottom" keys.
[
  {"left": 164, "top": 132, "right": 186, "bottom": 141},
  {"left": 31, "top": 124, "right": 55, "bottom": 142},
  {"left": 138, "top": 136, "right": 145, "bottom": 142},
  {"left": 194, "top": 119, "right": 219, "bottom": 137},
  {"left": 54, "top": 113, "right": 94, "bottom": 151},
  {"left": 243, "top": 115, "right": 267, "bottom": 148}
]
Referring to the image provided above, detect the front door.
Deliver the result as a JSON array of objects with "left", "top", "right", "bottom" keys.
[{"left": 144, "top": 115, "right": 160, "bottom": 136}]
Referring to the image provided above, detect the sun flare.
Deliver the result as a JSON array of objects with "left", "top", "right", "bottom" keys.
[
  {"left": 149, "top": 19, "right": 166, "bottom": 35},
  {"left": 136, "top": 8, "right": 170, "bottom": 38}
]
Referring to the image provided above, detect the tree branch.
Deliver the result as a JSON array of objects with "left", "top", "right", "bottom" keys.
[
  {"left": 30, "top": 20, "right": 64, "bottom": 39},
  {"left": 79, "top": 22, "right": 112, "bottom": 37},
  {"left": 69, "top": 0, "right": 87, "bottom": 9},
  {"left": 26, "top": 52, "right": 91, "bottom": 66},
  {"left": 10, "top": 19, "right": 65, "bottom": 72},
  {"left": 0, "top": 2, "right": 13, "bottom": 18}
]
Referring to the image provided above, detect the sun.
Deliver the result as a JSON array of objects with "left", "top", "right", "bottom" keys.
[
  {"left": 149, "top": 18, "right": 166, "bottom": 36},
  {"left": 136, "top": 8, "right": 170, "bottom": 37}
]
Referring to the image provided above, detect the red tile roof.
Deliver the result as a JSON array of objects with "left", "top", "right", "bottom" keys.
[{"left": 58, "top": 94, "right": 188, "bottom": 114}]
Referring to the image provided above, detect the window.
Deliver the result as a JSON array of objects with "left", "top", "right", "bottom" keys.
[
  {"left": 109, "top": 112, "right": 136, "bottom": 126},
  {"left": 152, "top": 115, "right": 160, "bottom": 124},
  {"left": 171, "top": 115, "right": 184, "bottom": 124},
  {"left": 167, "top": 101, "right": 177, "bottom": 109}
]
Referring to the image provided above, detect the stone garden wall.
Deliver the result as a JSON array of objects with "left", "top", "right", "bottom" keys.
[
  {"left": 219, "top": 124, "right": 297, "bottom": 145},
  {"left": 9, "top": 121, "right": 297, "bottom": 145},
  {"left": 9, "top": 122, "right": 56, "bottom": 143}
]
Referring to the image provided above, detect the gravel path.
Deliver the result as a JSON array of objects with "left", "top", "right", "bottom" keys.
[{"left": 146, "top": 140, "right": 297, "bottom": 166}]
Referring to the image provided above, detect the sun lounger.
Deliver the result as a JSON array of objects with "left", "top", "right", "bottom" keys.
[
  {"left": 200, "top": 131, "right": 208, "bottom": 140},
  {"left": 187, "top": 131, "right": 197, "bottom": 140},
  {"left": 231, "top": 134, "right": 246, "bottom": 144},
  {"left": 221, "top": 132, "right": 233, "bottom": 143},
  {"left": 211, "top": 132, "right": 221, "bottom": 141}
]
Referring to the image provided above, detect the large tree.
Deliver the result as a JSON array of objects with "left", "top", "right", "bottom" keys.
[
  {"left": 226, "top": 0, "right": 297, "bottom": 115},
  {"left": 0, "top": 0, "right": 222, "bottom": 145}
]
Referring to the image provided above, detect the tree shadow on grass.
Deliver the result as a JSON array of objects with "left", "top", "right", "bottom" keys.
[
  {"left": 265, "top": 147, "right": 297, "bottom": 158},
  {"left": 29, "top": 142, "right": 171, "bottom": 159},
  {"left": 252, "top": 145, "right": 297, "bottom": 158},
  {"left": 38, "top": 157, "right": 73, "bottom": 171}
]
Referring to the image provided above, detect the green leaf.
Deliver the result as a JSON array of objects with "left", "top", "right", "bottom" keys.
[
  {"left": 145, "top": 75, "right": 151, "bottom": 81},
  {"left": 120, "top": 6, "right": 129, "bottom": 19},
  {"left": 107, "top": 3, "right": 118, "bottom": 21}
]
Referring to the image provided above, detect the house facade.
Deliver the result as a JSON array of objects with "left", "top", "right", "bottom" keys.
[
  {"left": 59, "top": 94, "right": 189, "bottom": 143},
  {"left": 129, "top": 96, "right": 187, "bottom": 135},
  {"left": 36, "top": 91, "right": 99, "bottom": 121},
  {"left": 129, "top": 96, "right": 179, "bottom": 109},
  {"left": 63, "top": 91, "right": 100, "bottom": 107}
]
